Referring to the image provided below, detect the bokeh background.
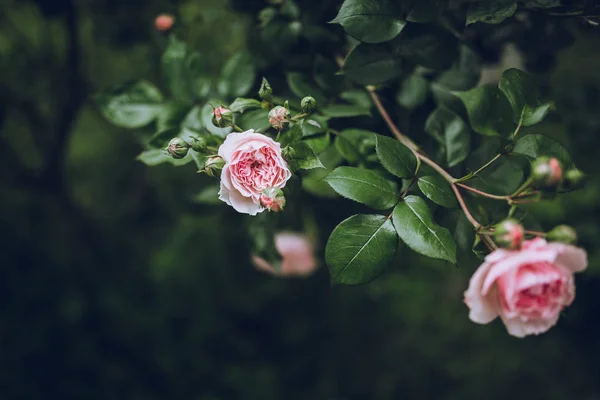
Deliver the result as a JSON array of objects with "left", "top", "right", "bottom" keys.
[{"left": 2, "top": 0, "right": 600, "bottom": 399}]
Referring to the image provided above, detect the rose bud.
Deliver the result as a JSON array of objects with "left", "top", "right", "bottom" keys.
[
  {"left": 531, "top": 156, "right": 562, "bottom": 188},
  {"left": 259, "top": 187, "right": 286, "bottom": 212},
  {"left": 301, "top": 96, "right": 316, "bottom": 114},
  {"left": 493, "top": 218, "right": 524, "bottom": 249},
  {"left": 204, "top": 155, "right": 225, "bottom": 177},
  {"left": 563, "top": 168, "right": 585, "bottom": 190},
  {"left": 546, "top": 225, "right": 578, "bottom": 244},
  {"left": 165, "top": 137, "right": 189, "bottom": 159},
  {"left": 268, "top": 106, "right": 290, "bottom": 130},
  {"left": 212, "top": 106, "right": 234, "bottom": 128},
  {"left": 464, "top": 238, "right": 587, "bottom": 337},
  {"left": 281, "top": 145, "right": 295, "bottom": 160},
  {"left": 155, "top": 14, "right": 175, "bottom": 32},
  {"left": 258, "top": 77, "right": 273, "bottom": 101},
  {"left": 190, "top": 137, "right": 208, "bottom": 153},
  {"left": 252, "top": 232, "right": 318, "bottom": 278}
]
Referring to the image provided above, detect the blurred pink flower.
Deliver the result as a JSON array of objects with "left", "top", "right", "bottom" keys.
[{"left": 252, "top": 233, "right": 318, "bottom": 278}]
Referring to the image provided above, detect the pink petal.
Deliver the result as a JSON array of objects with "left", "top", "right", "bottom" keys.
[
  {"left": 546, "top": 242, "right": 588, "bottom": 273},
  {"left": 464, "top": 261, "right": 500, "bottom": 324}
]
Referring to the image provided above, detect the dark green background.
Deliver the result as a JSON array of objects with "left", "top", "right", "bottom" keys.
[{"left": 1, "top": 0, "right": 600, "bottom": 399}]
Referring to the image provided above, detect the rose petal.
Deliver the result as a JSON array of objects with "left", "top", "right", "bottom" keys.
[
  {"left": 546, "top": 242, "right": 588, "bottom": 273},
  {"left": 500, "top": 312, "right": 560, "bottom": 338},
  {"left": 464, "top": 261, "right": 500, "bottom": 324}
]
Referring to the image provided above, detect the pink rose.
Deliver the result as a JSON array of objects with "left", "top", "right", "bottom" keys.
[
  {"left": 464, "top": 238, "right": 587, "bottom": 337},
  {"left": 252, "top": 233, "right": 318, "bottom": 277},
  {"left": 268, "top": 106, "right": 290, "bottom": 130},
  {"left": 218, "top": 129, "right": 291, "bottom": 215}
]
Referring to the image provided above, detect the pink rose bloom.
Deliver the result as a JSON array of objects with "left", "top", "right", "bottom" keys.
[
  {"left": 252, "top": 233, "right": 318, "bottom": 277},
  {"left": 268, "top": 106, "right": 289, "bottom": 130},
  {"left": 218, "top": 129, "right": 291, "bottom": 215},
  {"left": 465, "top": 238, "right": 587, "bottom": 337}
]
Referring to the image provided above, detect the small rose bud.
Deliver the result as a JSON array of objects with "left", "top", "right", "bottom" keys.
[
  {"left": 204, "top": 156, "right": 225, "bottom": 177},
  {"left": 212, "top": 106, "right": 234, "bottom": 128},
  {"left": 531, "top": 156, "right": 563, "bottom": 188},
  {"left": 564, "top": 168, "right": 585, "bottom": 190},
  {"left": 165, "top": 137, "right": 189, "bottom": 159},
  {"left": 259, "top": 77, "right": 273, "bottom": 101},
  {"left": 268, "top": 106, "right": 290, "bottom": 130},
  {"left": 301, "top": 96, "right": 316, "bottom": 114},
  {"left": 260, "top": 188, "right": 286, "bottom": 212},
  {"left": 493, "top": 219, "right": 524, "bottom": 249},
  {"left": 190, "top": 137, "right": 208, "bottom": 153},
  {"left": 155, "top": 14, "right": 175, "bottom": 32},
  {"left": 546, "top": 225, "right": 578, "bottom": 244}
]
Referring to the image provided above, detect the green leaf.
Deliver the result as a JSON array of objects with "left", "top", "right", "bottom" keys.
[
  {"left": 161, "top": 36, "right": 211, "bottom": 102},
  {"left": 498, "top": 68, "right": 555, "bottom": 126},
  {"left": 330, "top": 0, "right": 406, "bottom": 44},
  {"left": 326, "top": 214, "right": 397, "bottom": 285},
  {"left": 396, "top": 73, "right": 430, "bottom": 110},
  {"left": 191, "top": 184, "right": 222, "bottom": 205},
  {"left": 435, "top": 45, "right": 482, "bottom": 91},
  {"left": 467, "top": 1, "right": 517, "bottom": 25},
  {"left": 236, "top": 109, "right": 271, "bottom": 133},
  {"left": 455, "top": 86, "right": 514, "bottom": 136},
  {"left": 248, "top": 213, "right": 282, "bottom": 272},
  {"left": 279, "top": 122, "right": 303, "bottom": 147},
  {"left": 342, "top": 43, "right": 402, "bottom": 85},
  {"left": 392, "top": 195, "right": 456, "bottom": 263},
  {"left": 314, "top": 55, "right": 345, "bottom": 93},
  {"left": 512, "top": 134, "right": 572, "bottom": 168},
  {"left": 218, "top": 52, "right": 256, "bottom": 98},
  {"left": 339, "top": 89, "right": 372, "bottom": 109},
  {"left": 335, "top": 135, "right": 361, "bottom": 164},
  {"left": 147, "top": 127, "right": 179, "bottom": 149},
  {"left": 417, "top": 175, "right": 458, "bottom": 208},
  {"left": 424, "top": 107, "right": 471, "bottom": 167},
  {"left": 304, "top": 132, "right": 331, "bottom": 154},
  {"left": 96, "top": 81, "right": 164, "bottom": 129},
  {"left": 325, "top": 167, "right": 399, "bottom": 210},
  {"left": 321, "top": 104, "right": 371, "bottom": 118},
  {"left": 155, "top": 102, "right": 191, "bottom": 132},
  {"left": 398, "top": 24, "right": 459, "bottom": 70},
  {"left": 301, "top": 114, "right": 329, "bottom": 137},
  {"left": 286, "top": 72, "right": 327, "bottom": 106},
  {"left": 229, "top": 98, "right": 262, "bottom": 113},
  {"left": 374, "top": 134, "right": 418, "bottom": 179},
  {"left": 288, "top": 141, "right": 324, "bottom": 171}
]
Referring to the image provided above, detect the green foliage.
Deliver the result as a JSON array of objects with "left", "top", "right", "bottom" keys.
[
  {"left": 217, "top": 52, "right": 256, "bottom": 98},
  {"left": 375, "top": 134, "right": 419, "bottom": 178},
  {"left": 467, "top": 1, "right": 517, "bottom": 25},
  {"left": 393, "top": 196, "right": 457, "bottom": 263},
  {"left": 512, "top": 134, "right": 572, "bottom": 167},
  {"left": 330, "top": 0, "right": 406, "bottom": 44},
  {"left": 228, "top": 98, "right": 262, "bottom": 113},
  {"left": 498, "top": 68, "right": 555, "bottom": 126},
  {"left": 325, "top": 214, "right": 397, "bottom": 285},
  {"left": 96, "top": 81, "right": 165, "bottom": 128},
  {"left": 325, "top": 167, "right": 399, "bottom": 210},
  {"left": 162, "top": 36, "right": 211, "bottom": 102},
  {"left": 456, "top": 86, "right": 515, "bottom": 136},
  {"left": 425, "top": 107, "right": 471, "bottom": 167},
  {"left": 417, "top": 175, "right": 458, "bottom": 208}
]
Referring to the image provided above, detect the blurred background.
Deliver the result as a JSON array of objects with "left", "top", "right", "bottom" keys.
[{"left": 1, "top": 0, "right": 600, "bottom": 399}]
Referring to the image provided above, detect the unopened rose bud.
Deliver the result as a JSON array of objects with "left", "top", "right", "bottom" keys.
[
  {"left": 155, "top": 14, "right": 175, "bottom": 32},
  {"left": 190, "top": 137, "right": 208, "bottom": 153},
  {"left": 546, "top": 225, "right": 578, "bottom": 244},
  {"left": 301, "top": 96, "right": 316, "bottom": 114},
  {"left": 259, "top": 77, "right": 273, "bottom": 101},
  {"left": 260, "top": 187, "right": 286, "bottom": 212},
  {"left": 204, "top": 156, "right": 225, "bottom": 177},
  {"left": 268, "top": 106, "right": 290, "bottom": 130},
  {"left": 493, "top": 219, "right": 524, "bottom": 249},
  {"left": 166, "top": 137, "right": 189, "bottom": 159},
  {"left": 531, "top": 156, "right": 563, "bottom": 188},
  {"left": 564, "top": 168, "right": 585, "bottom": 190},
  {"left": 212, "top": 106, "right": 234, "bottom": 128}
]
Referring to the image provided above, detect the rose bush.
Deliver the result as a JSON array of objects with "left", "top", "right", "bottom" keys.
[
  {"left": 465, "top": 238, "right": 588, "bottom": 337},
  {"left": 218, "top": 129, "right": 291, "bottom": 215}
]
